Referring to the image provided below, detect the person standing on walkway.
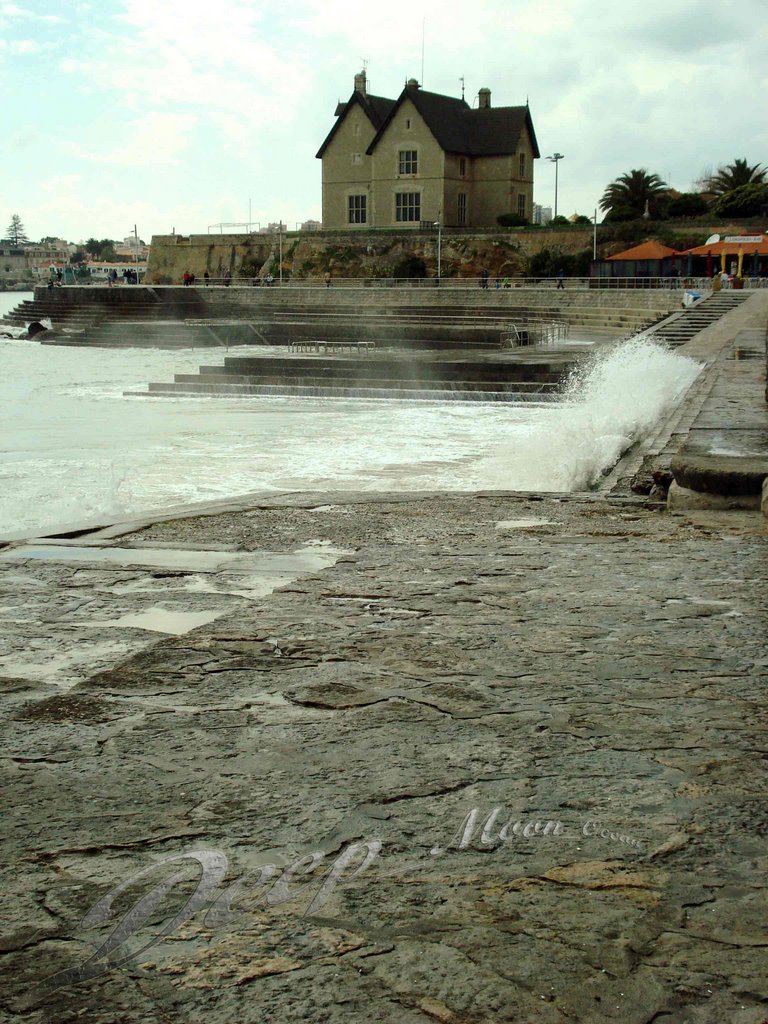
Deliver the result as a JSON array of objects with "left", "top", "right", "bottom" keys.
[
  {"left": 557, "top": 269, "right": 565, "bottom": 290},
  {"left": 324, "top": 270, "right": 332, "bottom": 288},
  {"left": 480, "top": 268, "right": 489, "bottom": 289},
  {"left": 203, "top": 271, "right": 210, "bottom": 287}
]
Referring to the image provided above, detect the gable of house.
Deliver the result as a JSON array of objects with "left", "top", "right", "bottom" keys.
[{"left": 318, "top": 75, "right": 538, "bottom": 229}]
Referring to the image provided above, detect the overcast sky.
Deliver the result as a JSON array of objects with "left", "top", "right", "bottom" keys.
[{"left": 2, "top": 0, "right": 766, "bottom": 243}]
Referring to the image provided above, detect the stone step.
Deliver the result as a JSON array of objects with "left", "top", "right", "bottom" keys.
[
  {"left": 220, "top": 354, "right": 570, "bottom": 381},
  {"left": 173, "top": 372, "right": 559, "bottom": 391},
  {"left": 132, "top": 381, "right": 555, "bottom": 403}
]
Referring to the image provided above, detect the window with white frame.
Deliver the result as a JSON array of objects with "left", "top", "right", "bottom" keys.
[
  {"left": 398, "top": 149, "right": 418, "bottom": 174},
  {"left": 348, "top": 194, "right": 367, "bottom": 224},
  {"left": 517, "top": 194, "right": 526, "bottom": 219},
  {"left": 395, "top": 192, "right": 420, "bottom": 222},
  {"left": 457, "top": 193, "right": 467, "bottom": 225}
]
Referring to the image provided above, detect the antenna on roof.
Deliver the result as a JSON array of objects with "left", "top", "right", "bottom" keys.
[
  {"left": 421, "top": 19, "right": 425, "bottom": 85},
  {"left": 460, "top": 75, "right": 465, "bottom": 100}
]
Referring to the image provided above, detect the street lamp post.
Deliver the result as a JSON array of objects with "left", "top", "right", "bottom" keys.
[
  {"left": 546, "top": 153, "right": 565, "bottom": 219},
  {"left": 278, "top": 221, "right": 284, "bottom": 286},
  {"left": 433, "top": 219, "right": 442, "bottom": 280},
  {"left": 592, "top": 208, "right": 597, "bottom": 260}
]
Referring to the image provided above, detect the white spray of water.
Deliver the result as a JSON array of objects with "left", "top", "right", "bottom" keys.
[{"left": 480, "top": 336, "right": 702, "bottom": 491}]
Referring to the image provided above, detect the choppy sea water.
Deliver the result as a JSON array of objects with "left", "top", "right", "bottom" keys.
[{"left": 0, "top": 292, "right": 701, "bottom": 537}]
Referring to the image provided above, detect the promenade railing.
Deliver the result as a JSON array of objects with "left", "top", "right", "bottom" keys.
[{"left": 68, "top": 276, "right": 768, "bottom": 291}]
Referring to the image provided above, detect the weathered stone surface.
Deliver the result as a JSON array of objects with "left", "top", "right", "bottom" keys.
[
  {"left": 1, "top": 491, "right": 766, "bottom": 1022},
  {"left": 667, "top": 480, "right": 762, "bottom": 510},
  {"left": 670, "top": 448, "right": 768, "bottom": 495}
]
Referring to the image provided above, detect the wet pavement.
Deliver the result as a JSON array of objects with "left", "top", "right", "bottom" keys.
[{"left": 0, "top": 294, "right": 766, "bottom": 1024}]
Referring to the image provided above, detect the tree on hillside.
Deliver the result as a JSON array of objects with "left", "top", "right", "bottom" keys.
[
  {"left": 600, "top": 169, "right": 667, "bottom": 220},
  {"left": 703, "top": 158, "right": 766, "bottom": 195},
  {"left": 666, "top": 192, "right": 709, "bottom": 218},
  {"left": 85, "top": 237, "right": 118, "bottom": 260},
  {"left": 711, "top": 182, "right": 768, "bottom": 218},
  {"left": 6, "top": 214, "right": 28, "bottom": 245}
]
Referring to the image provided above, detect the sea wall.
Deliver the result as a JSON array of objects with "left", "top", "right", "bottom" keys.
[{"left": 146, "top": 222, "right": 761, "bottom": 287}]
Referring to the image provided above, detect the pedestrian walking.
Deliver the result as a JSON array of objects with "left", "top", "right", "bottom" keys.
[
  {"left": 324, "top": 271, "right": 332, "bottom": 288},
  {"left": 556, "top": 269, "right": 565, "bottom": 290},
  {"left": 203, "top": 271, "right": 210, "bottom": 286},
  {"left": 480, "top": 269, "right": 489, "bottom": 290}
]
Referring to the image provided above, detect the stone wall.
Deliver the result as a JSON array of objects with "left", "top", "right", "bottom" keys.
[
  {"left": 200, "top": 285, "right": 679, "bottom": 313},
  {"left": 146, "top": 229, "right": 594, "bottom": 285},
  {"left": 147, "top": 223, "right": 756, "bottom": 287}
]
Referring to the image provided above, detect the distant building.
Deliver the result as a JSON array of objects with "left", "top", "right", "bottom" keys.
[
  {"left": 87, "top": 260, "right": 148, "bottom": 280},
  {"left": 317, "top": 71, "right": 539, "bottom": 230},
  {"left": 301, "top": 219, "right": 322, "bottom": 232},
  {"left": 532, "top": 204, "right": 552, "bottom": 225},
  {"left": 0, "top": 242, "right": 76, "bottom": 282},
  {"left": 114, "top": 235, "right": 150, "bottom": 259},
  {"left": 591, "top": 241, "right": 682, "bottom": 280}
]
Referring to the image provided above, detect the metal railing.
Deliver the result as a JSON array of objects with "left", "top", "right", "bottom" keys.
[
  {"left": 502, "top": 319, "right": 570, "bottom": 348},
  {"left": 64, "top": 275, "right": 768, "bottom": 291}
]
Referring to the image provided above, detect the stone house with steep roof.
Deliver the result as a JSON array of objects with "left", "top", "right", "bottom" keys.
[{"left": 316, "top": 71, "right": 539, "bottom": 231}]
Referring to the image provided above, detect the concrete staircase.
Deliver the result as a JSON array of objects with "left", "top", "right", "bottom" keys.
[
  {"left": 2, "top": 285, "right": 674, "bottom": 348},
  {"left": 650, "top": 293, "right": 750, "bottom": 347},
  {"left": 0, "top": 287, "right": 212, "bottom": 345},
  {"left": 126, "top": 351, "right": 574, "bottom": 403}
]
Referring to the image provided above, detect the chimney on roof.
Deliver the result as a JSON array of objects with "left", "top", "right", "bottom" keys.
[
  {"left": 354, "top": 69, "right": 367, "bottom": 95},
  {"left": 478, "top": 87, "right": 491, "bottom": 109}
]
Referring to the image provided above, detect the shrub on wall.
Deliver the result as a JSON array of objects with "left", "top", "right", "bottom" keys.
[
  {"left": 392, "top": 254, "right": 427, "bottom": 278},
  {"left": 527, "top": 247, "right": 592, "bottom": 277},
  {"left": 496, "top": 213, "right": 528, "bottom": 227}
]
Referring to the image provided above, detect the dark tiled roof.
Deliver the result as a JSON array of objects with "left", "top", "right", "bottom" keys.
[
  {"left": 364, "top": 85, "right": 539, "bottom": 158},
  {"left": 316, "top": 91, "right": 396, "bottom": 158},
  {"left": 468, "top": 105, "right": 539, "bottom": 157}
]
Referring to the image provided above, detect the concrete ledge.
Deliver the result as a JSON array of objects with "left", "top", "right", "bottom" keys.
[
  {"left": 667, "top": 480, "right": 761, "bottom": 510},
  {"left": 670, "top": 448, "right": 768, "bottom": 496}
]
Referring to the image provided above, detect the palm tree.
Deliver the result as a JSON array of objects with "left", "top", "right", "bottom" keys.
[
  {"left": 704, "top": 158, "right": 767, "bottom": 195},
  {"left": 599, "top": 169, "right": 667, "bottom": 218}
]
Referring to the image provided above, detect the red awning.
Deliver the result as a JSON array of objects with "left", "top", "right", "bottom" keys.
[
  {"left": 683, "top": 235, "right": 768, "bottom": 256},
  {"left": 607, "top": 241, "right": 681, "bottom": 261}
]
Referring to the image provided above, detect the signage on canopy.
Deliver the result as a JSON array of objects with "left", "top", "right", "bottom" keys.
[{"left": 723, "top": 235, "right": 763, "bottom": 244}]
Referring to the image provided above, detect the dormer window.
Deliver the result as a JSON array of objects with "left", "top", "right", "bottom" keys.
[{"left": 398, "top": 149, "right": 418, "bottom": 174}]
